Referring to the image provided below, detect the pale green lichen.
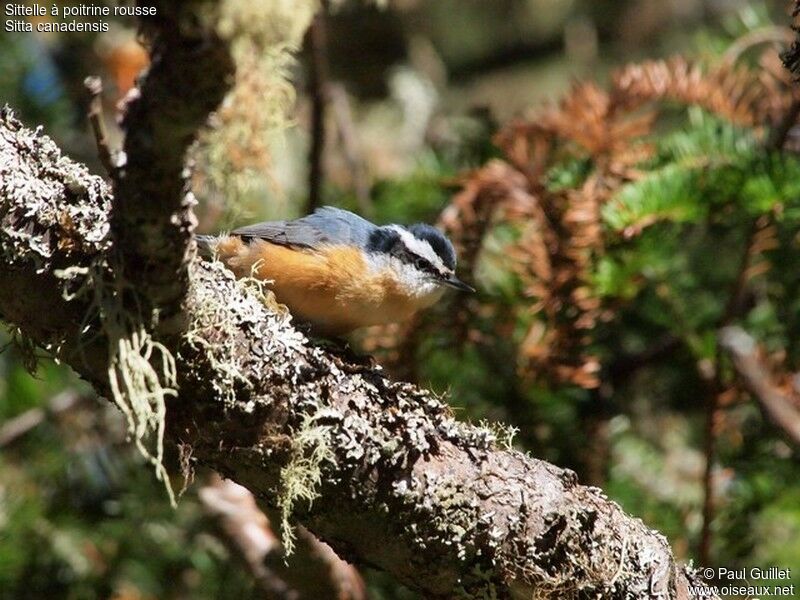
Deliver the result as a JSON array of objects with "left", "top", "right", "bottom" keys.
[
  {"left": 183, "top": 254, "right": 326, "bottom": 548},
  {"left": 194, "top": 0, "right": 318, "bottom": 224},
  {"left": 56, "top": 262, "right": 178, "bottom": 506},
  {"left": 184, "top": 265, "right": 252, "bottom": 406},
  {"left": 277, "top": 409, "right": 337, "bottom": 555},
  {"left": 1, "top": 106, "right": 180, "bottom": 501},
  {"left": 477, "top": 419, "right": 519, "bottom": 450},
  {"left": 184, "top": 255, "right": 292, "bottom": 406}
]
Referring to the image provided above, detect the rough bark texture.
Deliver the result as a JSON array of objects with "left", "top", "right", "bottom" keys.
[
  {"left": 0, "top": 106, "right": 714, "bottom": 599},
  {"left": 112, "top": 1, "right": 234, "bottom": 330}
]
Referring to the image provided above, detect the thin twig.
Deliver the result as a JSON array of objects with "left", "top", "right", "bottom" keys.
[
  {"left": 199, "top": 475, "right": 366, "bottom": 599},
  {"left": 720, "top": 218, "right": 762, "bottom": 326},
  {"left": 722, "top": 26, "right": 794, "bottom": 66},
  {"left": 306, "top": 3, "right": 330, "bottom": 214},
  {"left": 329, "top": 83, "right": 373, "bottom": 217},
  {"left": 83, "top": 76, "right": 116, "bottom": 178},
  {"left": 698, "top": 371, "right": 720, "bottom": 567},
  {"left": 0, "top": 391, "right": 85, "bottom": 448},
  {"left": 720, "top": 326, "right": 800, "bottom": 446}
]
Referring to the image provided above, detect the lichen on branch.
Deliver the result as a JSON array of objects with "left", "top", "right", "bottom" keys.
[{"left": 0, "top": 106, "right": 717, "bottom": 598}]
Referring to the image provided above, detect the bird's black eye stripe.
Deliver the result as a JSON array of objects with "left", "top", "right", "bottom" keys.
[
  {"left": 407, "top": 223, "right": 457, "bottom": 271},
  {"left": 372, "top": 227, "right": 445, "bottom": 277},
  {"left": 415, "top": 257, "right": 435, "bottom": 273},
  {"left": 412, "top": 254, "right": 441, "bottom": 277},
  {"left": 396, "top": 247, "right": 437, "bottom": 275}
]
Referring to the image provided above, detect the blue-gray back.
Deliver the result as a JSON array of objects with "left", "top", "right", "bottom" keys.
[{"left": 231, "top": 206, "right": 376, "bottom": 249}]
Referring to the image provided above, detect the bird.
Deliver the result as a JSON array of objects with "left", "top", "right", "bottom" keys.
[{"left": 196, "top": 206, "right": 473, "bottom": 336}]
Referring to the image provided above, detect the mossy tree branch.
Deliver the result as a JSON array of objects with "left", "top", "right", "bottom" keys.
[
  {"left": 111, "top": 0, "right": 235, "bottom": 332},
  {"left": 0, "top": 107, "right": 716, "bottom": 599}
]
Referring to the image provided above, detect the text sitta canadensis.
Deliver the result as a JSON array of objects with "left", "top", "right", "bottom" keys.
[{"left": 197, "top": 206, "right": 473, "bottom": 336}]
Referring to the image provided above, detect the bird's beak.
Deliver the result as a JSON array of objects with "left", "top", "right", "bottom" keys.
[{"left": 442, "top": 275, "right": 475, "bottom": 292}]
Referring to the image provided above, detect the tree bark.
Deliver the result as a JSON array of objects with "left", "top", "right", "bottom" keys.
[
  {"left": 111, "top": 1, "right": 234, "bottom": 333},
  {"left": 0, "top": 104, "right": 714, "bottom": 599}
]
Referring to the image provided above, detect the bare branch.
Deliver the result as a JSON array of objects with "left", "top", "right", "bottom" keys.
[
  {"left": 720, "top": 326, "right": 800, "bottom": 447},
  {"left": 305, "top": 2, "right": 331, "bottom": 214},
  {"left": 329, "top": 83, "right": 373, "bottom": 217},
  {"left": 200, "top": 475, "right": 365, "bottom": 599},
  {"left": 0, "top": 391, "right": 86, "bottom": 448},
  {"left": 83, "top": 76, "right": 116, "bottom": 178}
]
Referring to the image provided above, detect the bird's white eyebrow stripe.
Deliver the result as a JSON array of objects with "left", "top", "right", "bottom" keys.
[{"left": 389, "top": 225, "right": 446, "bottom": 271}]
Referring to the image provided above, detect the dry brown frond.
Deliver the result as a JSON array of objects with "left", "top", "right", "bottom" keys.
[
  {"left": 496, "top": 82, "right": 655, "bottom": 183},
  {"left": 367, "top": 45, "right": 791, "bottom": 391},
  {"left": 509, "top": 176, "right": 611, "bottom": 389},
  {"left": 440, "top": 160, "right": 539, "bottom": 264},
  {"left": 743, "top": 214, "right": 779, "bottom": 282},
  {"left": 612, "top": 56, "right": 791, "bottom": 127},
  {"left": 541, "top": 82, "right": 655, "bottom": 171},
  {"left": 493, "top": 122, "right": 554, "bottom": 183}
]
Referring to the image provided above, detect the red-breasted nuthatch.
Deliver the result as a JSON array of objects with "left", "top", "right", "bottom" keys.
[{"left": 197, "top": 206, "right": 473, "bottom": 336}]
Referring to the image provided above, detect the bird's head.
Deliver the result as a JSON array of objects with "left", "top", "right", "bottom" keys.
[{"left": 366, "top": 223, "right": 474, "bottom": 299}]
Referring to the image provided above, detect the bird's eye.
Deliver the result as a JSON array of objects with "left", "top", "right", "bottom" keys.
[{"left": 415, "top": 257, "right": 428, "bottom": 270}]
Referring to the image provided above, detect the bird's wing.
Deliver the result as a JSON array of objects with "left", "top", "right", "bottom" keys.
[{"left": 231, "top": 206, "right": 375, "bottom": 249}]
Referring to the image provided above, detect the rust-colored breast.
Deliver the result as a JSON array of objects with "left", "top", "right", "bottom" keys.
[{"left": 212, "top": 237, "right": 420, "bottom": 335}]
